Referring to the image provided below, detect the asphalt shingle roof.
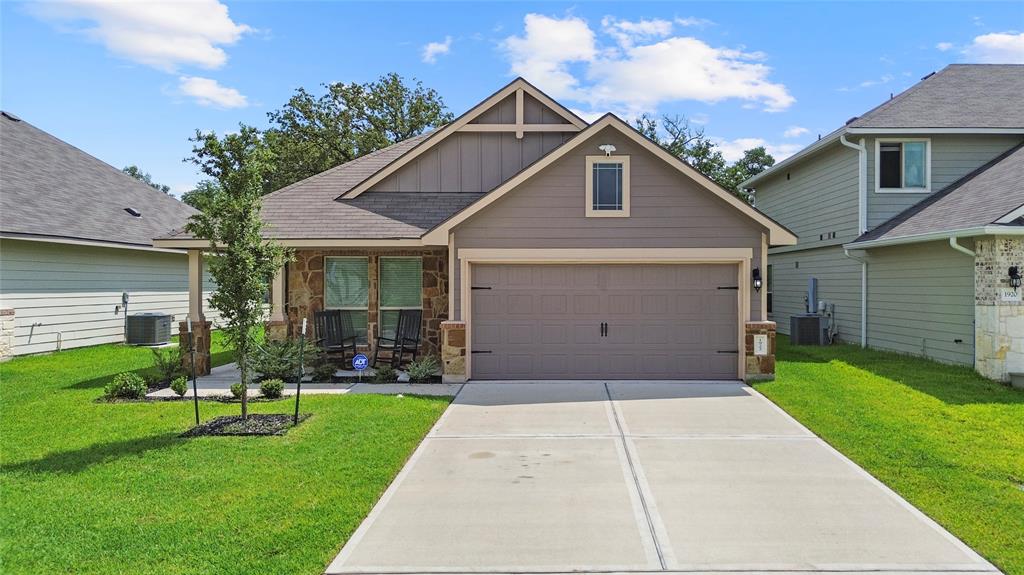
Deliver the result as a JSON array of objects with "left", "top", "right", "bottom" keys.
[
  {"left": 0, "top": 112, "right": 198, "bottom": 247},
  {"left": 852, "top": 142, "right": 1024, "bottom": 245},
  {"left": 850, "top": 65, "right": 1024, "bottom": 129}
]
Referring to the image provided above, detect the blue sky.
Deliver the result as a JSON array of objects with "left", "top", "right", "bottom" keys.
[{"left": 3, "top": 1, "right": 1022, "bottom": 196}]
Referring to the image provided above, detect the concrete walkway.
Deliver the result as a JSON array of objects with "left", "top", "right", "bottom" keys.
[{"left": 326, "top": 381, "right": 998, "bottom": 575}]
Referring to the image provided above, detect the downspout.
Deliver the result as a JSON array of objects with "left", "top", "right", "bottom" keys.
[
  {"left": 949, "top": 236, "right": 976, "bottom": 257},
  {"left": 840, "top": 133, "right": 869, "bottom": 349}
]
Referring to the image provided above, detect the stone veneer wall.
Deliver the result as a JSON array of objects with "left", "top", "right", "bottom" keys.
[
  {"left": 744, "top": 321, "right": 776, "bottom": 382},
  {"left": 286, "top": 249, "right": 448, "bottom": 356},
  {"left": 0, "top": 308, "right": 14, "bottom": 361},
  {"left": 440, "top": 321, "right": 466, "bottom": 382},
  {"left": 974, "top": 236, "right": 1024, "bottom": 381}
]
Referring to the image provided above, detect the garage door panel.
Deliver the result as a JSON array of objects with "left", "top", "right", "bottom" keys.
[{"left": 471, "top": 264, "right": 738, "bottom": 380}]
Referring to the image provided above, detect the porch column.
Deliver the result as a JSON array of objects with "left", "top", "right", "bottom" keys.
[
  {"left": 180, "top": 249, "right": 211, "bottom": 375},
  {"left": 266, "top": 263, "right": 289, "bottom": 341}
]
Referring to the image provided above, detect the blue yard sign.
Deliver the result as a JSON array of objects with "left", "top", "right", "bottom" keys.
[{"left": 352, "top": 353, "right": 369, "bottom": 372}]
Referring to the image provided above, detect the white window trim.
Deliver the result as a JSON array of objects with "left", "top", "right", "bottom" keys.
[
  {"left": 378, "top": 256, "right": 423, "bottom": 335},
  {"left": 585, "top": 155, "right": 630, "bottom": 217},
  {"left": 874, "top": 138, "right": 931, "bottom": 194}
]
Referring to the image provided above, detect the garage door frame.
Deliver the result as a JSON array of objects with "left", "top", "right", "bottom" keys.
[{"left": 459, "top": 248, "right": 752, "bottom": 381}]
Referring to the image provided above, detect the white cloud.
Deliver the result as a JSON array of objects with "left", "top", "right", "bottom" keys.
[
  {"left": 675, "top": 17, "right": 713, "bottom": 28},
  {"left": 783, "top": 126, "right": 808, "bottom": 138},
  {"left": 29, "top": 0, "right": 250, "bottom": 72},
  {"left": 178, "top": 76, "right": 248, "bottom": 108},
  {"left": 713, "top": 137, "right": 803, "bottom": 163},
  {"left": 936, "top": 42, "right": 954, "bottom": 52},
  {"left": 501, "top": 14, "right": 793, "bottom": 114},
  {"left": 422, "top": 36, "right": 452, "bottom": 64},
  {"left": 962, "top": 32, "right": 1024, "bottom": 63},
  {"left": 859, "top": 74, "right": 894, "bottom": 88}
]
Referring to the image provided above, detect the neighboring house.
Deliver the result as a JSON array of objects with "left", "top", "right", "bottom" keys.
[
  {"left": 0, "top": 112, "right": 218, "bottom": 357},
  {"left": 158, "top": 78, "right": 796, "bottom": 382},
  {"left": 745, "top": 64, "right": 1024, "bottom": 381}
]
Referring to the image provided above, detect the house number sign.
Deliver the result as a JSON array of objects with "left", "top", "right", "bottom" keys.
[
  {"left": 999, "top": 288, "right": 1021, "bottom": 302},
  {"left": 753, "top": 334, "right": 769, "bottom": 356}
]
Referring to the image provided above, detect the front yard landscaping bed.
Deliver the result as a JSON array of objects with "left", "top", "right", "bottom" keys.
[
  {"left": 182, "top": 413, "right": 311, "bottom": 436},
  {"left": 0, "top": 333, "right": 449, "bottom": 575},
  {"left": 755, "top": 339, "right": 1024, "bottom": 574}
]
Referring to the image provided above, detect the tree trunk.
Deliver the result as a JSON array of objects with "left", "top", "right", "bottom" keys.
[{"left": 239, "top": 343, "right": 249, "bottom": 421}]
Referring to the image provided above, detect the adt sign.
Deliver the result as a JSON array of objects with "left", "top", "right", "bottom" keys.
[{"left": 352, "top": 354, "right": 369, "bottom": 372}]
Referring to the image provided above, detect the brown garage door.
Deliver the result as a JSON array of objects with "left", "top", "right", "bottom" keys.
[{"left": 470, "top": 264, "right": 739, "bottom": 380}]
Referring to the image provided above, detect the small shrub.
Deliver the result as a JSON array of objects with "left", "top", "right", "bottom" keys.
[
  {"left": 260, "top": 378, "right": 285, "bottom": 399},
  {"left": 230, "top": 382, "right": 245, "bottom": 399},
  {"left": 313, "top": 362, "right": 336, "bottom": 382},
  {"left": 151, "top": 346, "right": 184, "bottom": 384},
  {"left": 104, "top": 372, "right": 148, "bottom": 400},
  {"left": 372, "top": 364, "right": 398, "bottom": 383},
  {"left": 406, "top": 356, "right": 439, "bottom": 383},
  {"left": 250, "top": 338, "right": 319, "bottom": 382},
  {"left": 170, "top": 376, "right": 188, "bottom": 397}
]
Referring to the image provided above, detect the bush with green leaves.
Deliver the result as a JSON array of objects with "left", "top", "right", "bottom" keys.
[
  {"left": 151, "top": 346, "right": 184, "bottom": 384},
  {"left": 313, "top": 362, "right": 336, "bottom": 382},
  {"left": 104, "top": 372, "right": 148, "bottom": 400},
  {"left": 260, "top": 378, "right": 285, "bottom": 399},
  {"left": 230, "top": 382, "right": 245, "bottom": 399},
  {"left": 170, "top": 376, "right": 188, "bottom": 397},
  {"left": 406, "top": 356, "right": 439, "bottom": 383},
  {"left": 249, "top": 338, "right": 319, "bottom": 382},
  {"left": 372, "top": 364, "right": 398, "bottom": 383}
]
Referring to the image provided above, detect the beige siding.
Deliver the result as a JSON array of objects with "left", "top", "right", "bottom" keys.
[
  {"left": 755, "top": 142, "right": 859, "bottom": 246},
  {"left": 0, "top": 239, "right": 220, "bottom": 356},
  {"left": 866, "top": 134, "right": 1023, "bottom": 229},
  {"left": 865, "top": 239, "right": 975, "bottom": 365},
  {"left": 451, "top": 126, "right": 767, "bottom": 320},
  {"left": 768, "top": 245, "right": 863, "bottom": 343}
]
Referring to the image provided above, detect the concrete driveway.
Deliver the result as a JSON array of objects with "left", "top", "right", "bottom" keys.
[{"left": 326, "top": 382, "right": 997, "bottom": 574}]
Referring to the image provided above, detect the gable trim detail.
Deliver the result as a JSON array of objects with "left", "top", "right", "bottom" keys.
[
  {"left": 340, "top": 78, "right": 587, "bottom": 199},
  {"left": 421, "top": 114, "right": 798, "bottom": 246}
]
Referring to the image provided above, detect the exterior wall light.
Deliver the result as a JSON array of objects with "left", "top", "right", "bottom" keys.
[
  {"left": 1010, "top": 266, "right": 1022, "bottom": 291},
  {"left": 752, "top": 267, "right": 763, "bottom": 292}
]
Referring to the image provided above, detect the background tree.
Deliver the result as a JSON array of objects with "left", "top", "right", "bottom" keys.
[
  {"left": 184, "top": 126, "right": 290, "bottom": 420},
  {"left": 122, "top": 165, "right": 171, "bottom": 194},
  {"left": 719, "top": 147, "right": 776, "bottom": 197},
  {"left": 181, "top": 179, "right": 221, "bottom": 212}
]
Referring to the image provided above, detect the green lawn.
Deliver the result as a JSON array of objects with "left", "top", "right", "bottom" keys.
[
  {"left": 0, "top": 334, "right": 449, "bottom": 575},
  {"left": 755, "top": 339, "right": 1024, "bottom": 574}
]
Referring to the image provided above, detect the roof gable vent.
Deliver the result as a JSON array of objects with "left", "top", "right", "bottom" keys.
[
  {"left": 124, "top": 207, "right": 142, "bottom": 218},
  {"left": 1, "top": 111, "right": 21, "bottom": 122}
]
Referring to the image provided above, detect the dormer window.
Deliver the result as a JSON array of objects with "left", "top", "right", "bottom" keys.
[
  {"left": 585, "top": 155, "right": 630, "bottom": 217},
  {"left": 876, "top": 139, "right": 930, "bottom": 193}
]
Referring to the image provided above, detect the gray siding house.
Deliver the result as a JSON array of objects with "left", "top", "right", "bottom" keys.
[
  {"left": 745, "top": 65, "right": 1024, "bottom": 381},
  {"left": 158, "top": 78, "right": 796, "bottom": 382},
  {"left": 0, "top": 112, "right": 218, "bottom": 357}
]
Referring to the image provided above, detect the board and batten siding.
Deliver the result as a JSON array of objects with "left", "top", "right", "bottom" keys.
[
  {"left": 865, "top": 239, "right": 975, "bottom": 365},
  {"left": 0, "top": 239, "right": 219, "bottom": 356},
  {"left": 450, "top": 125, "right": 767, "bottom": 320},
  {"left": 865, "top": 134, "right": 1023, "bottom": 229},
  {"left": 767, "top": 245, "right": 863, "bottom": 342}
]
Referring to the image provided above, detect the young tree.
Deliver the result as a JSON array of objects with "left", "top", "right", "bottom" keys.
[
  {"left": 184, "top": 126, "right": 290, "bottom": 420},
  {"left": 122, "top": 165, "right": 171, "bottom": 193}
]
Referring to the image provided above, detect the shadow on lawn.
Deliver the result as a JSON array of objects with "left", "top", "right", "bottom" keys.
[
  {"left": 778, "top": 340, "right": 1023, "bottom": 407},
  {"left": 1, "top": 432, "right": 184, "bottom": 475},
  {"left": 68, "top": 348, "right": 235, "bottom": 390}
]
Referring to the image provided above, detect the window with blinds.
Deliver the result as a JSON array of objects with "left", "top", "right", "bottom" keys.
[
  {"left": 324, "top": 257, "right": 369, "bottom": 343},
  {"left": 379, "top": 256, "right": 422, "bottom": 339}
]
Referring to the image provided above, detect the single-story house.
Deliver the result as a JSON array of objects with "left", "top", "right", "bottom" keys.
[
  {"left": 745, "top": 64, "right": 1024, "bottom": 381},
  {"left": 157, "top": 78, "right": 796, "bottom": 381},
  {"left": 0, "top": 111, "right": 218, "bottom": 358}
]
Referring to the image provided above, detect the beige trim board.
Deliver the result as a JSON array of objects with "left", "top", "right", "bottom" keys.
[
  {"left": 2, "top": 233, "right": 187, "bottom": 255},
  {"left": 422, "top": 114, "right": 798, "bottom": 247},
  {"left": 585, "top": 155, "right": 630, "bottom": 218},
  {"left": 342, "top": 78, "right": 587, "bottom": 199},
  {"left": 458, "top": 124, "right": 581, "bottom": 133},
  {"left": 457, "top": 249, "right": 751, "bottom": 380}
]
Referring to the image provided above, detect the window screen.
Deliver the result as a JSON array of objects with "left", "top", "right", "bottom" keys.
[
  {"left": 379, "top": 257, "right": 422, "bottom": 339},
  {"left": 592, "top": 163, "right": 623, "bottom": 210},
  {"left": 325, "top": 257, "right": 369, "bottom": 343}
]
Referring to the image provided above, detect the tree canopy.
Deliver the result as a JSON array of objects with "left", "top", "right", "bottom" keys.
[{"left": 122, "top": 165, "right": 171, "bottom": 194}]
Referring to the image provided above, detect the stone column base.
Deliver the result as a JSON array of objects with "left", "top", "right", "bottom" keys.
[
  {"left": 0, "top": 308, "right": 14, "bottom": 362},
  {"left": 441, "top": 320, "right": 466, "bottom": 383},
  {"left": 266, "top": 320, "right": 289, "bottom": 342},
  {"left": 744, "top": 321, "right": 776, "bottom": 383},
  {"left": 179, "top": 320, "right": 212, "bottom": 376}
]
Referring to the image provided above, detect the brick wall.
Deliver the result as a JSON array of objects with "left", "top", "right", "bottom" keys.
[
  {"left": 744, "top": 321, "right": 776, "bottom": 382},
  {"left": 285, "top": 248, "right": 448, "bottom": 356}
]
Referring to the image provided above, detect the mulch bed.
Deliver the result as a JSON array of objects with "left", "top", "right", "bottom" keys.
[{"left": 181, "top": 413, "right": 311, "bottom": 437}]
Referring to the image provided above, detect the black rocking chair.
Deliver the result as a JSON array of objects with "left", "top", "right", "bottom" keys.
[
  {"left": 314, "top": 310, "right": 358, "bottom": 367},
  {"left": 372, "top": 309, "right": 422, "bottom": 369}
]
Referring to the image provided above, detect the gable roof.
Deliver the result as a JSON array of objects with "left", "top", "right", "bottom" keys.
[
  {"left": 744, "top": 64, "right": 1024, "bottom": 188},
  {"left": 0, "top": 111, "right": 198, "bottom": 248},
  {"left": 847, "top": 142, "right": 1024, "bottom": 248},
  {"left": 422, "top": 114, "right": 798, "bottom": 246},
  {"left": 340, "top": 77, "right": 587, "bottom": 199}
]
